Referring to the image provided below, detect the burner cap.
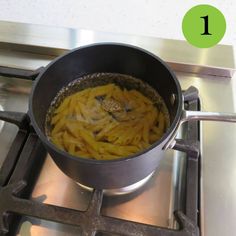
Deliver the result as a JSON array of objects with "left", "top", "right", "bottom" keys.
[{"left": 77, "top": 172, "right": 154, "bottom": 196}]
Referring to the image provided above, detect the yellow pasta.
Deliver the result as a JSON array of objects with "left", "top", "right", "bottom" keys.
[
  {"left": 48, "top": 83, "right": 169, "bottom": 160},
  {"left": 51, "top": 118, "right": 66, "bottom": 135},
  {"left": 54, "top": 96, "right": 71, "bottom": 113},
  {"left": 51, "top": 112, "right": 64, "bottom": 125},
  {"left": 129, "top": 90, "right": 153, "bottom": 104}
]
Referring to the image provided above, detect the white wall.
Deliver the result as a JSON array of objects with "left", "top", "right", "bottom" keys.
[{"left": 0, "top": 0, "right": 235, "bottom": 47}]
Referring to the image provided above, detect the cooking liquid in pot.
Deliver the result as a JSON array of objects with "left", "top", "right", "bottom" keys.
[{"left": 45, "top": 73, "right": 170, "bottom": 160}]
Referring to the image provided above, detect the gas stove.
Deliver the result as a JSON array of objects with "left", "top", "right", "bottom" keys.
[{"left": 0, "top": 21, "right": 236, "bottom": 236}]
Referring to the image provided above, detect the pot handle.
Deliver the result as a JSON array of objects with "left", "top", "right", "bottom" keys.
[
  {"left": 0, "top": 66, "right": 44, "bottom": 80},
  {"left": 182, "top": 110, "right": 236, "bottom": 122},
  {"left": 164, "top": 109, "right": 236, "bottom": 152},
  {"left": 0, "top": 111, "right": 28, "bottom": 128}
]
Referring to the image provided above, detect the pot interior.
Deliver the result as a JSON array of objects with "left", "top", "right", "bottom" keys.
[{"left": 45, "top": 73, "right": 170, "bottom": 134}]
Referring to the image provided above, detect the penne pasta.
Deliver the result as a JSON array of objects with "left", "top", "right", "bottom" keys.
[
  {"left": 54, "top": 96, "right": 71, "bottom": 113},
  {"left": 51, "top": 118, "right": 66, "bottom": 135},
  {"left": 49, "top": 82, "right": 169, "bottom": 160}
]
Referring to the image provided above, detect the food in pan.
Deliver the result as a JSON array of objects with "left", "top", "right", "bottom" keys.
[{"left": 46, "top": 73, "right": 170, "bottom": 160}]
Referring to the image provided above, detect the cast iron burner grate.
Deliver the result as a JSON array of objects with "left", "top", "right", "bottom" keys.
[{"left": 0, "top": 80, "right": 200, "bottom": 235}]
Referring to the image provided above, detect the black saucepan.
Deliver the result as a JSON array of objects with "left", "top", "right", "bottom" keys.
[{"left": 0, "top": 43, "right": 236, "bottom": 189}]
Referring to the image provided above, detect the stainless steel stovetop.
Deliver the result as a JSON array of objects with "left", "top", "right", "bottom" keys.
[{"left": 0, "top": 21, "right": 236, "bottom": 236}]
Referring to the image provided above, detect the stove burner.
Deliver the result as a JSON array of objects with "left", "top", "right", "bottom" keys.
[{"left": 77, "top": 171, "right": 154, "bottom": 196}]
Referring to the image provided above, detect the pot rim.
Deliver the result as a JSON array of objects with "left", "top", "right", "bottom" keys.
[{"left": 29, "top": 42, "right": 183, "bottom": 164}]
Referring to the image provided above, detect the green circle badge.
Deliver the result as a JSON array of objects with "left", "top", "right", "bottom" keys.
[{"left": 182, "top": 5, "right": 226, "bottom": 48}]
